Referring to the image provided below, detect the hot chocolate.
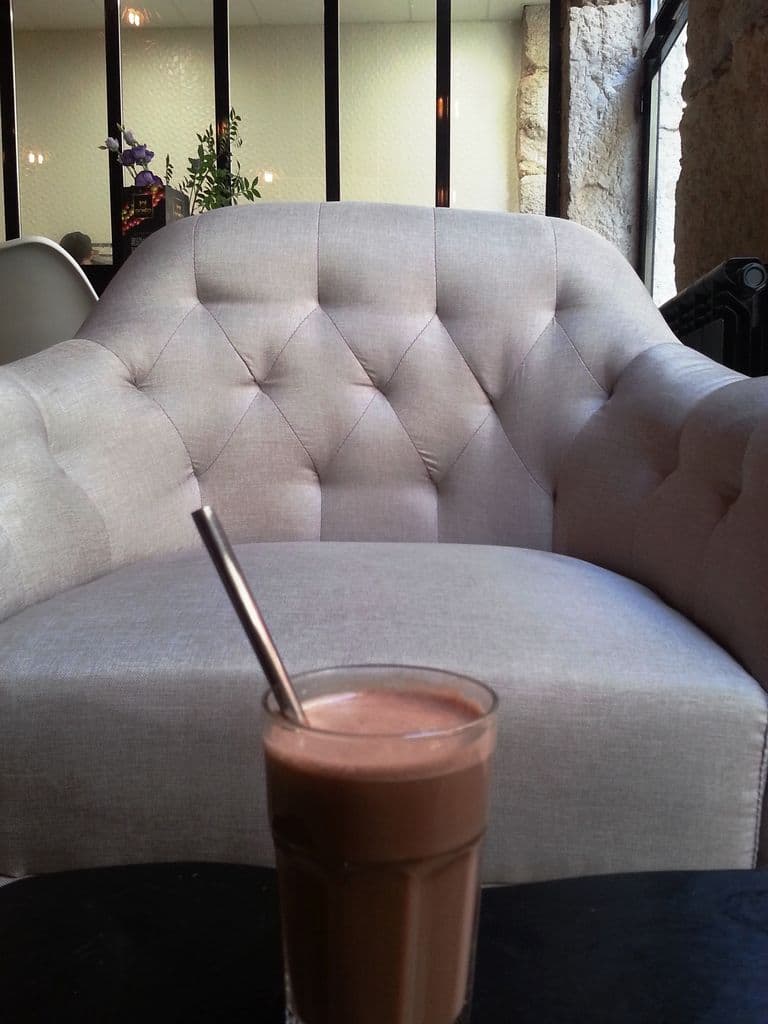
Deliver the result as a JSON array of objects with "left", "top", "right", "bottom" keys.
[{"left": 263, "top": 668, "right": 497, "bottom": 1024}]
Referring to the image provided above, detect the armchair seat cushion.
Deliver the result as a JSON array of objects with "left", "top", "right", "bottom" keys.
[{"left": 2, "top": 541, "right": 765, "bottom": 883}]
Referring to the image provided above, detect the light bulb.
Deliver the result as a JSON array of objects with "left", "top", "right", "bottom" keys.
[
  {"left": 27, "top": 152, "right": 35, "bottom": 164},
  {"left": 264, "top": 170, "right": 274, "bottom": 184},
  {"left": 37, "top": 153, "right": 44, "bottom": 164}
]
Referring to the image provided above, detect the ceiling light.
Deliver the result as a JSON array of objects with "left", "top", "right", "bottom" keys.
[
  {"left": 125, "top": 8, "right": 143, "bottom": 27},
  {"left": 263, "top": 170, "right": 274, "bottom": 184}
]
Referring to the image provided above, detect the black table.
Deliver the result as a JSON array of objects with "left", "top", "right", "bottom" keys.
[{"left": 1, "top": 864, "right": 767, "bottom": 1022}]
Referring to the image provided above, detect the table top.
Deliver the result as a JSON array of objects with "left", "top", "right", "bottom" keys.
[{"left": 1, "top": 864, "right": 767, "bottom": 1023}]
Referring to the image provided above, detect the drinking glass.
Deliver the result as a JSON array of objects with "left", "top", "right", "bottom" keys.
[{"left": 262, "top": 664, "right": 498, "bottom": 1024}]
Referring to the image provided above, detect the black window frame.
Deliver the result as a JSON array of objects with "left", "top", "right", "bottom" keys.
[
  {"left": 639, "top": 0, "right": 689, "bottom": 294},
  {"left": 1, "top": 0, "right": 564, "bottom": 286}
]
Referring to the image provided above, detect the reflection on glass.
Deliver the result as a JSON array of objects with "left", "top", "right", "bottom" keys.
[
  {"left": 230, "top": 1, "right": 325, "bottom": 202},
  {"left": 13, "top": 1, "right": 111, "bottom": 261},
  {"left": 652, "top": 24, "right": 687, "bottom": 305},
  {"left": 453, "top": 0, "right": 549, "bottom": 213},
  {"left": 340, "top": 0, "right": 435, "bottom": 205},
  {"left": 120, "top": 0, "right": 213, "bottom": 229}
]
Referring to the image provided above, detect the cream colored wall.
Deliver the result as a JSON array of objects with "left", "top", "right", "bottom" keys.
[
  {"left": 231, "top": 26, "right": 325, "bottom": 202},
  {"left": 15, "top": 30, "right": 111, "bottom": 245},
  {"left": 12, "top": 19, "right": 521, "bottom": 247},
  {"left": 340, "top": 22, "right": 435, "bottom": 205},
  {"left": 122, "top": 28, "right": 215, "bottom": 205},
  {"left": 453, "top": 20, "right": 521, "bottom": 212}
]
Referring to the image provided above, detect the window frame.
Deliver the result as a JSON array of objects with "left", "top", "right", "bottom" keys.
[
  {"left": 639, "top": 0, "right": 689, "bottom": 293},
  {"left": 0, "top": 0, "right": 564, "bottom": 285}
]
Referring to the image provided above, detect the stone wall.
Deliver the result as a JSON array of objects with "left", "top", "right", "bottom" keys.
[
  {"left": 676, "top": 0, "right": 768, "bottom": 289},
  {"left": 563, "top": 0, "right": 645, "bottom": 267},
  {"left": 517, "top": 5, "right": 550, "bottom": 214}
]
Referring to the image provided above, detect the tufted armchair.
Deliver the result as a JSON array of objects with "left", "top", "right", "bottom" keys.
[{"left": 1, "top": 202, "right": 767, "bottom": 884}]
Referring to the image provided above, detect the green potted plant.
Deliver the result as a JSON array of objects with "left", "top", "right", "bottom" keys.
[{"left": 167, "top": 108, "right": 261, "bottom": 214}]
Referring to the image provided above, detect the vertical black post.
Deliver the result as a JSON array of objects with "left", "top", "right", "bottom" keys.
[
  {"left": 0, "top": 0, "right": 20, "bottom": 239},
  {"left": 324, "top": 0, "right": 340, "bottom": 201},
  {"left": 545, "top": 0, "right": 563, "bottom": 217},
  {"left": 213, "top": 0, "right": 231, "bottom": 186},
  {"left": 104, "top": 0, "right": 124, "bottom": 266},
  {"left": 435, "top": 0, "right": 451, "bottom": 207}
]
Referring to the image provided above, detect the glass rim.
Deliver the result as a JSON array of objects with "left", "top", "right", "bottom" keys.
[{"left": 262, "top": 663, "right": 498, "bottom": 741}]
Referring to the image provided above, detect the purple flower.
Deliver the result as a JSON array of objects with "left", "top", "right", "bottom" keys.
[
  {"left": 119, "top": 148, "right": 136, "bottom": 166},
  {"left": 104, "top": 137, "right": 120, "bottom": 152},
  {"left": 132, "top": 145, "right": 154, "bottom": 163},
  {"left": 135, "top": 169, "right": 155, "bottom": 186},
  {"left": 151, "top": 173, "right": 164, "bottom": 186}
]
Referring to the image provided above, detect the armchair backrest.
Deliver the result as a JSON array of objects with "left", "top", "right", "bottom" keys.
[{"left": 0, "top": 202, "right": 681, "bottom": 620}]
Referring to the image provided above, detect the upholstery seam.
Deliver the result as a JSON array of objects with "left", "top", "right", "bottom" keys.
[
  {"left": 550, "top": 219, "right": 608, "bottom": 398},
  {"left": 261, "top": 389, "right": 321, "bottom": 478},
  {"left": 132, "top": 388, "right": 200, "bottom": 498},
  {"left": 439, "top": 410, "right": 493, "bottom": 483},
  {"left": 382, "top": 313, "right": 436, "bottom": 390},
  {"left": 322, "top": 306, "right": 377, "bottom": 387},
  {"left": 751, "top": 696, "right": 768, "bottom": 867},
  {"left": 202, "top": 302, "right": 258, "bottom": 381},
  {"left": 197, "top": 389, "right": 262, "bottom": 478},
  {"left": 142, "top": 301, "right": 203, "bottom": 382},
  {"left": 493, "top": 410, "right": 551, "bottom": 497},
  {"left": 322, "top": 309, "right": 433, "bottom": 483},
  {"left": 495, "top": 317, "right": 554, "bottom": 403},
  {"left": 555, "top": 317, "right": 609, "bottom": 397},
  {"left": 485, "top": 317, "right": 554, "bottom": 497},
  {"left": 439, "top": 320, "right": 493, "bottom": 405},
  {"left": 72, "top": 339, "right": 200, "bottom": 500},
  {"left": 551, "top": 216, "right": 558, "bottom": 315},
  {"left": 321, "top": 391, "right": 380, "bottom": 476},
  {"left": 261, "top": 305, "right": 320, "bottom": 383}
]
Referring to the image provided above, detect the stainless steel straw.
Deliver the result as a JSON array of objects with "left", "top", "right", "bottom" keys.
[{"left": 192, "top": 505, "right": 308, "bottom": 726}]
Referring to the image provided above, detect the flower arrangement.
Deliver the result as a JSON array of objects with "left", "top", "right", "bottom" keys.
[{"left": 100, "top": 126, "right": 164, "bottom": 187}]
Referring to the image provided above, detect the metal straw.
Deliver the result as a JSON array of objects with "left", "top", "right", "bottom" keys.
[{"left": 192, "top": 506, "right": 308, "bottom": 726}]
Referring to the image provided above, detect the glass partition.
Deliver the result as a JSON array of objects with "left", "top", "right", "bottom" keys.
[
  {"left": 452, "top": 0, "right": 549, "bottom": 212},
  {"left": 120, "top": 1, "right": 214, "bottom": 214},
  {"left": 13, "top": 0, "right": 111, "bottom": 262},
  {"left": 340, "top": 0, "right": 435, "bottom": 204},
  {"left": 230, "top": 1, "right": 325, "bottom": 202}
]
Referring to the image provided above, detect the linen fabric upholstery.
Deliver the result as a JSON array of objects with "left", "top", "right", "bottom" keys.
[
  {"left": 1, "top": 543, "right": 765, "bottom": 882},
  {"left": 1, "top": 202, "right": 767, "bottom": 878},
  {"left": 1, "top": 202, "right": 674, "bottom": 622}
]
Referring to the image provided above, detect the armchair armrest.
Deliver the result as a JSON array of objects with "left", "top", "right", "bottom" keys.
[
  {"left": 0, "top": 339, "right": 198, "bottom": 622},
  {"left": 555, "top": 341, "right": 768, "bottom": 690}
]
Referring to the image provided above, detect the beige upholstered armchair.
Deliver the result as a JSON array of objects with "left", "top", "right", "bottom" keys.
[{"left": 1, "top": 203, "right": 766, "bottom": 884}]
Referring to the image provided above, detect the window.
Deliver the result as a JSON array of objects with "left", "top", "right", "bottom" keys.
[
  {"left": 641, "top": 0, "right": 689, "bottom": 303},
  {"left": 13, "top": 0, "right": 111, "bottom": 262}
]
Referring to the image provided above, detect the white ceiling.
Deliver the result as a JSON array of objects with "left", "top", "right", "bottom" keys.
[{"left": 14, "top": 0, "right": 539, "bottom": 31}]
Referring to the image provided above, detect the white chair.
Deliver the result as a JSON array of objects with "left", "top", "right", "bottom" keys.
[{"left": 0, "top": 236, "right": 98, "bottom": 364}]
